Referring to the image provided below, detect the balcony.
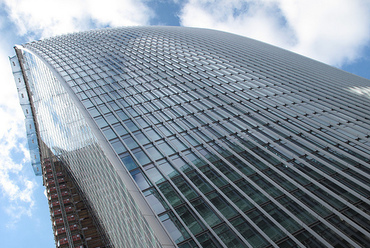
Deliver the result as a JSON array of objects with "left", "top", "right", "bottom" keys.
[
  {"left": 50, "top": 193, "right": 58, "bottom": 200},
  {"left": 57, "top": 235, "right": 81, "bottom": 247},
  {"left": 54, "top": 218, "right": 64, "bottom": 225},
  {"left": 57, "top": 237, "right": 68, "bottom": 247},
  {"left": 67, "top": 215, "right": 76, "bottom": 222},
  {"left": 53, "top": 209, "right": 62, "bottom": 216},
  {"left": 61, "top": 191, "right": 70, "bottom": 197},
  {"left": 56, "top": 227, "right": 66, "bottom": 235},
  {"left": 48, "top": 186, "right": 57, "bottom": 193},
  {"left": 65, "top": 206, "right": 74, "bottom": 213}
]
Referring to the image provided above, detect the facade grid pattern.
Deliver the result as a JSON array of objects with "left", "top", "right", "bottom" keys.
[
  {"left": 15, "top": 26, "right": 370, "bottom": 248},
  {"left": 20, "top": 51, "right": 163, "bottom": 248}
]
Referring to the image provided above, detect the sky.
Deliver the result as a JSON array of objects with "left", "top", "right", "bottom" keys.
[{"left": 0, "top": 0, "right": 369, "bottom": 247}]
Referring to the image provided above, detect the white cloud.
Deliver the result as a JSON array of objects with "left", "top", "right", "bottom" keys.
[
  {"left": 0, "top": 105, "right": 36, "bottom": 228},
  {"left": 179, "top": 0, "right": 370, "bottom": 66},
  {"left": 0, "top": 36, "right": 36, "bottom": 227},
  {"left": 2, "top": 0, "right": 153, "bottom": 39}
]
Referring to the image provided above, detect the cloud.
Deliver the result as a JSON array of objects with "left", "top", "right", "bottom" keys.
[
  {"left": 0, "top": 101, "right": 36, "bottom": 228},
  {"left": 2, "top": 0, "right": 154, "bottom": 39},
  {"left": 1, "top": 170, "right": 36, "bottom": 229},
  {"left": 179, "top": 0, "right": 370, "bottom": 66},
  {"left": 0, "top": 35, "right": 36, "bottom": 227}
]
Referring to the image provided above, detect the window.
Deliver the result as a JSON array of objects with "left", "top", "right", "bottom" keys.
[
  {"left": 143, "top": 188, "right": 168, "bottom": 214},
  {"left": 120, "top": 154, "right": 137, "bottom": 171},
  {"left": 157, "top": 140, "right": 175, "bottom": 156},
  {"left": 176, "top": 205, "right": 204, "bottom": 235},
  {"left": 159, "top": 212, "right": 189, "bottom": 243},
  {"left": 191, "top": 198, "right": 221, "bottom": 227},
  {"left": 122, "top": 135, "right": 139, "bottom": 149},
  {"left": 130, "top": 169, "right": 151, "bottom": 190},
  {"left": 133, "top": 149, "right": 151, "bottom": 165},
  {"left": 158, "top": 182, "right": 183, "bottom": 207},
  {"left": 144, "top": 165, "right": 165, "bottom": 184}
]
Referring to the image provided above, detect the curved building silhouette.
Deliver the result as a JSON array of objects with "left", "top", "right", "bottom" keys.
[{"left": 10, "top": 26, "right": 370, "bottom": 248}]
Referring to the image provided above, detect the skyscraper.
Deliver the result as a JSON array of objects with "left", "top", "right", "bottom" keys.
[{"left": 10, "top": 26, "right": 370, "bottom": 248}]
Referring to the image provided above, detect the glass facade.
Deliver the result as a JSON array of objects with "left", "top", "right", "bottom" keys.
[{"left": 14, "top": 26, "right": 370, "bottom": 248}]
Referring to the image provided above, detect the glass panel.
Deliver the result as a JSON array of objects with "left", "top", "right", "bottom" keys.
[
  {"left": 124, "top": 119, "right": 139, "bottom": 132},
  {"left": 158, "top": 159, "right": 179, "bottom": 178},
  {"left": 158, "top": 182, "right": 183, "bottom": 207},
  {"left": 191, "top": 199, "right": 221, "bottom": 227},
  {"left": 171, "top": 155, "right": 192, "bottom": 173},
  {"left": 172, "top": 176, "right": 198, "bottom": 200},
  {"left": 185, "top": 151, "right": 207, "bottom": 168},
  {"left": 145, "top": 144, "right": 164, "bottom": 160},
  {"left": 122, "top": 135, "right": 139, "bottom": 149},
  {"left": 214, "top": 224, "right": 247, "bottom": 248},
  {"left": 130, "top": 169, "right": 151, "bottom": 190},
  {"left": 102, "top": 127, "right": 117, "bottom": 140},
  {"left": 105, "top": 113, "right": 118, "bottom": 124},
  {"left": 176, "top": 205, "right": 204, "bottom": 235},
  {"left": 206, "top": 192, "right": 238, "bottom": 219},
  {"left": 133, "top": 131, "right": 150, "bottom": 144},
  {"left": 111, "top": 139, "right": 127, "bottom": 154},
  {"left": 145, "top": 128, "right": 161, "bottom": 141},
  {"left": 113, "top": 123, "right": 128, "bottom": 136},
  {"left": 231, "top": 217, "right": 269, "bottom": 248},
  {"left": 94, "top": 116, "right": 108, "bottom": 128},
  {"left": 160, "top": 212, "right": 190, "bottom": 244},
  {"left": 186, "top": 170, "right": 213, "bottom": 194},
  {"left": 221, "top": 185, "right": 254, "bottom": 212},
  {"left": 235, "top": 179, "right": 269, "bottom": 205},
  {"left": 120, "top": 154, "right": 137, "bottom": 171},
  {"left": 157, "top": 141, "right": 176, "bottom": 156},
  {"left": 133, "top": 149, "right": 151, "bottom": 165},
  {"left": 197, "top": 231, "right": 222, "bottom": 248},
  {"left": 200, "top": 166, "right": 227, "bottom": 187},
  {"left": 169, "top": 136, "right": 188, "bottom": 151},
  {"left": 116, "top": 110, "right": 128, "bottom": 120},
  {"left": 144, "top": 165, "right": 165, "bottom": 184},
  {"left": 143, "top": 188, "right": 168, "bottom": 214}
]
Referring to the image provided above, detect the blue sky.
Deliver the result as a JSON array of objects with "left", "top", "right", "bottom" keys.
[{"left": 0, "top": 0, "right": 369, "bottom": 247}]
